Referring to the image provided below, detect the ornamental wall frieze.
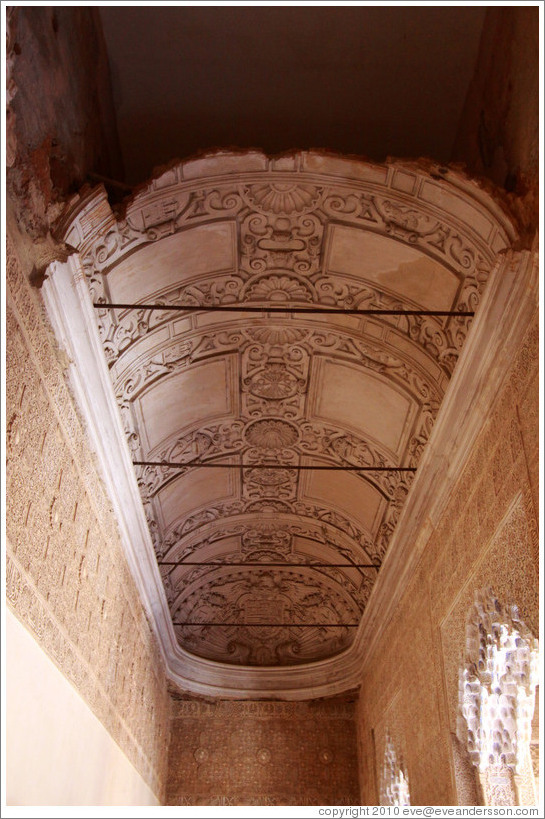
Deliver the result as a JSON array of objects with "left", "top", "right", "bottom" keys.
[{"left": 170, "top": 698, "right": 357, "bottom": 718}]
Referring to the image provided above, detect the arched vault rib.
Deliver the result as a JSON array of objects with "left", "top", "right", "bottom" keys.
[
  {"left": 160, "top": 511, "right": 377, "bottom": 568},
  {"left": 47, "top": 151, "right": 522, "bottom": 697}
]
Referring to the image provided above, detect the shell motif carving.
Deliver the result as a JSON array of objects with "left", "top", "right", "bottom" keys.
[
  {"left": 242, "top": 183, "right": 324, "bottom": 215},
  {"left": 245, "top": 419, "right": 299, "bottom": 450}
]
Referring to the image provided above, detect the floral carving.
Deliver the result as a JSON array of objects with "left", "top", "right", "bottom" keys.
[
  {"left": 244, "top": 274, "right": 313, "bottom": 303},
  {"left": 248, "top": 364, "right": 301, "bottom": 400},
  {"left": 245, "top": 467, "right": 294, "bottom": 486}
]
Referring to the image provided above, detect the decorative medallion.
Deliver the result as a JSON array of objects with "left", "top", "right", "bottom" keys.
[
  {"left": 245, "top": 419, "right": 299, "bottom": 449},
  {"left": 319, "top": 749, "right": 334, "bottom": 765},
  {"left": 245, "top": 467, "right": 293, "bottom": 486},
  {"left": 241, "top": 527, "right": 292, "bottom": 555},
  {"left": 257, "top": 748, "right": 272, "bottom": 764},
  {"left": 194, "top": 747, "right": 209, "bottom": 763},
  {"left": 248, "top": 363, "right": 300, "bottom": 400}
]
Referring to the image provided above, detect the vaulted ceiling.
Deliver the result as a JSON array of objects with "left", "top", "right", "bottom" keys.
[{"left": 49, "top": 150, "right": 516, "bottom": 696}]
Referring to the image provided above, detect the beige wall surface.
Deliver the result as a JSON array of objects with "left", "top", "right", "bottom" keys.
[
  {"left": 166, "top": 697, "right": 360, "bottom": 806},
  {"left": 356, "top": 309, "right": 539, "bottom": 806},
  {"left": 6, "top": 610, "right": 159, "bottom": 807},
  {"left": 5, "top": 227, "right": 171, "bottom": 803}
]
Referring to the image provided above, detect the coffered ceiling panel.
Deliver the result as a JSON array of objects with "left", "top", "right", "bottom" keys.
[
  {"left": 137, "top": 357, "right": 236, "bottom": 453},
  {"left": 52, "top": 151, "right": 516, "bottom": 694},
  {"left": 309, "top": 358, "right": 414, "bottom": 454},
  {"left": 326, "top": 226, "right": 460, "bottom": 311},
  {"left": 106, "top": 221, "right": 237, "bottom": 303},
  {"left": 156, "top": 465, "right": 238, "bottom": 533},
  {"left": 299, "top": 468, "right": 385, "bottom": 535}
]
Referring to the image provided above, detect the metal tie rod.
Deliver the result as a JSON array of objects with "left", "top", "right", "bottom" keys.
[
  {"left": 134, "top": 460, "right": 416, "bottom": 472},
  {"left": 172, "top": 622, "right": 360, "bottom": 628},
  {"left": 94, "top": 302, "right": 474, "bottom": 317},
  {"left": 159, "top": 561, "right": 380, "bottom": 568}
]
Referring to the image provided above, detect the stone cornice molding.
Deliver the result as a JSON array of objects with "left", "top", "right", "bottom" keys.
[{"left": 42, "top": 153, "right": 535, "bottom": 698}]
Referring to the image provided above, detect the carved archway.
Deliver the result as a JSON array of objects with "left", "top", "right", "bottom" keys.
[
  {"left": 42, "top": 151, "right": 533, "bottom": 698},
  {"left": 380, "top": 730, "right": 411, "bottom": 806},
  {"left": 457, "top": 588, "right": 539, "bottom": 806}
]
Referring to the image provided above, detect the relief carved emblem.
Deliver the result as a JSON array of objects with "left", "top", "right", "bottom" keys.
[
  {"left": 242, "top": 183, "right": 324, "bottom": 215},
  {"left": 245, "top": 419, "right": 299, "bottom": 450},
  {"left": 247, "top": 363, "right": 301, "bottom": 400}
]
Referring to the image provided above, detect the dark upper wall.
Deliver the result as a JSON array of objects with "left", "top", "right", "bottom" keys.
[
  {"left": 6, "top": 6, "right": 538, "bottom": 242},
  {"left": 6, "top": 6, "right": 123, "bottom": 240},
  {"left": 99, "top": 5, "right": 486, "bottom": 185},
  {"left": 452, "top": 6, "right": 539, "bottom": 237}
]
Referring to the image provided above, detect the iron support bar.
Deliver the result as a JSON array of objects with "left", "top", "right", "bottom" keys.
[
  {"left": 172, "top": 622, "right": 359, "bottom": 627},
  {"left": 134, "top": 460, "right": 416, "bottom": 472},
  {"left": 94, "top": 302, "right": 473, "bottom": 317},
  {"left": 159, "top": 561, "right": 379, "bottom": 568}
]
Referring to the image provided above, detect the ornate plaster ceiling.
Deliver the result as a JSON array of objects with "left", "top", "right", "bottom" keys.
[{"left": 48, "top": 151, "right": 518, "bottom": 696}]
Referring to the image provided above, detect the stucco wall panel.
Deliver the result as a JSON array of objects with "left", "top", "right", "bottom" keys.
[
  {"left": 356, "top": 311, "right": 539, "bottom": 806},
  {"left": 166, "top": 698, "right": 360, "bottom": 806},
  {"left": 6, "top": 230, "right": 170, "bottom": 803}
]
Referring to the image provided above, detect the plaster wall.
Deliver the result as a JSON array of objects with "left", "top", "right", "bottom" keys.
[
  {"left": 6, "top": 609, "right": 159, "bottom": 807},
  {"left": 5, "top": 226, "right": 171, "bottom": 804},
  {"left": 356, "top": 309, "right": 539, "bottom": 805},
  {"left": 166, "top": 698, "right": 360, "bottom": 806}
]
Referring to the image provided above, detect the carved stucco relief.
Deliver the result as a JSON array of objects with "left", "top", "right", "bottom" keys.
[{"left": 47, "top": 152, "right": 520, "bottom": 687}]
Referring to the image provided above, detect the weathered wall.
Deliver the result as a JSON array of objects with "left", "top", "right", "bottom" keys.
[
  {"left": 356, "top": 308, "right": 539, "bottom": 805},
  {"left": 167, "top": 697, "right": 360, "bottom": 806},
  {"left": 5, "top": 226, "right": 171, "bottom": 804},
  {"left": 6, "top": 6, "right": 123, "bottom": 245},
  {"left": 452, "top": 6, "right": 539, "bottom": 236}
]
